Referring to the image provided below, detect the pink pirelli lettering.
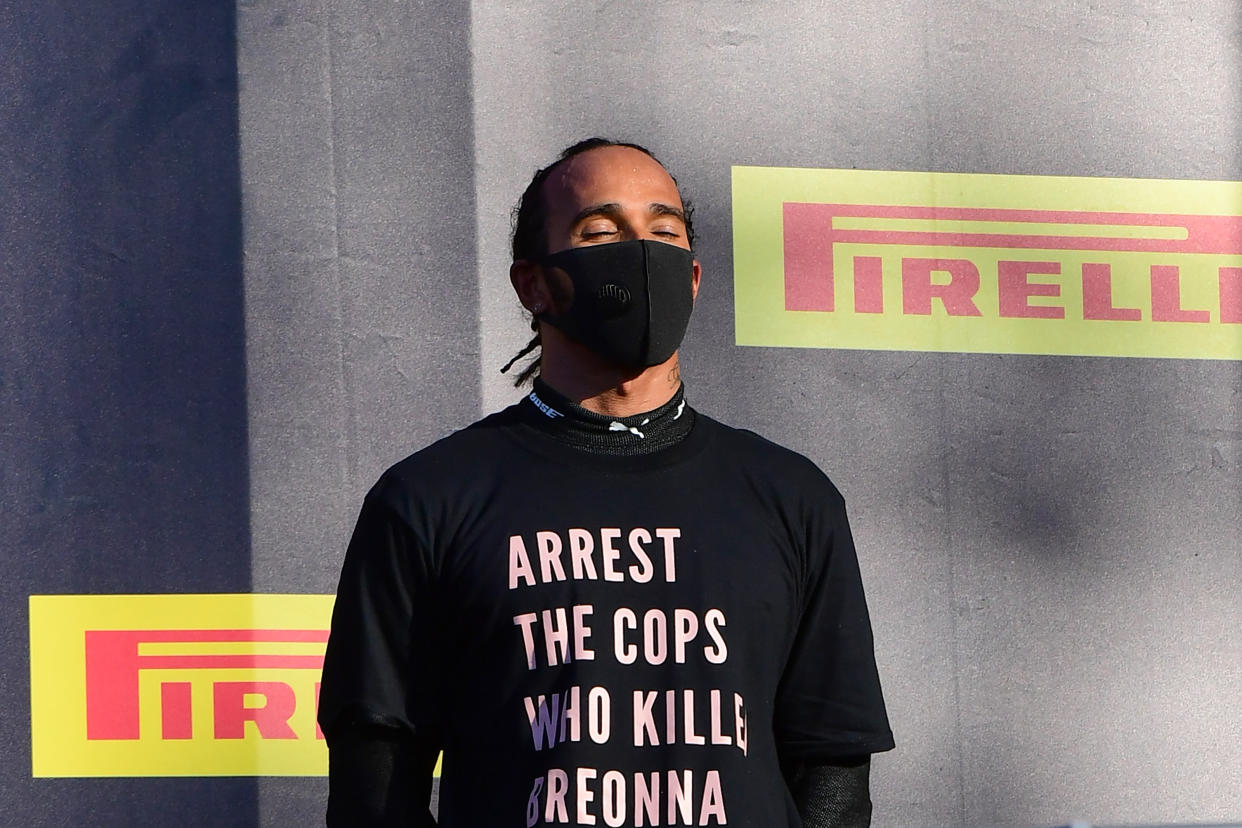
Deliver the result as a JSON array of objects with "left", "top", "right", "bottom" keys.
[
  {"left": 781, "top": 202, "right": 1242, "bottom": 315},
  {"left": 998, "top": 261, "right": 1064, "bottom": 319},
  {"left": 1082, "top": 263, "right": 1142, "bottom": 321},
  {"left": 1219, "top": 267, "right": 1242, "bottom": 323},
  {"left": 783, "top": 203, "right": 835, "bottom": 311},
  {"left": 901, "top": 258, "right": 983, "bottom": 317},
  {"left": 853, "top": 256, "right": 884, "bottom": 313},
  {"left": 1151, "top": 265, "right": 1210, "bottom": 322}
]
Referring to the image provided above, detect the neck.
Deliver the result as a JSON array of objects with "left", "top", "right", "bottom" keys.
[
  {"left": 537, "top": 329, "right": 683, "bottom": 417},
  {"left": 522, "top": 377, "right": 695, "bottom": 456}
]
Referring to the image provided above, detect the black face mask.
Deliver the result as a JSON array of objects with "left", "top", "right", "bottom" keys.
[{"left": 536, "top": 240, "right": 695, "bottom": 369}]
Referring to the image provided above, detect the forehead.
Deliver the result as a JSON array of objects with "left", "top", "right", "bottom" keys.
[{"left": 541, "top": 146, "right": 684, "bottom": 214}]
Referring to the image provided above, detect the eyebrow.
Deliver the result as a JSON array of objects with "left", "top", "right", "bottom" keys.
[{"left": 570, "top": 202, "right": 688, "bottom": 226}]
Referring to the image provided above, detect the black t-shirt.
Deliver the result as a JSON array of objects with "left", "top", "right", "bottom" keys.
[{"left": 319, "top": 402, "right": 893, "bottom": 827}]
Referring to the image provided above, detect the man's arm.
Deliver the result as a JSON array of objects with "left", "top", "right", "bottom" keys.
[
  {"left": 775, "top": 477, "right": 892, "bottom": 827},
  {"left": 320, "top": 491, "right": 442, "bottom": 826},
  {"left": 785, "top": 757, "right": 873, "bottom": 828},
  {"left": 326, "top": 720, "right": 439, "bottom": 828}
]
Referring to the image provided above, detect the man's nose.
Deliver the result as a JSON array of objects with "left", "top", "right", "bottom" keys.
[
  {"left": 621, "top": 223, "right": 660, "bottom": 242},
  {"left": 616, "top": 222, "right": 643, "bottom": 241}
]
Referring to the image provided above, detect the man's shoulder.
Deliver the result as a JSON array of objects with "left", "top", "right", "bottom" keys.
[
  {"left": 695, "top": 410, "right": 828, "bottom": 468},
  {"left": 693, "top": 411, "right": 846, "bottom": 503},
  {"left": 370, "top": 404, "right": 525, "bottom": 495}
]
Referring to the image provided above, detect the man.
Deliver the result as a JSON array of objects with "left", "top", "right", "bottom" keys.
[{"left": 319, "top": 138, "right": 894, "bottom": 826}]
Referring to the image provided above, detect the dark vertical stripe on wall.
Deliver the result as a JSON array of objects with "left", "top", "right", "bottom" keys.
[{"left": 0, "top": 2, "right": 253, "bottom": 825}]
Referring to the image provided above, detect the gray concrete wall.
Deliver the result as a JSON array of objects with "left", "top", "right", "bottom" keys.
[
  {"left": 237, "top": 0, "right": 480, "bottom": 820},
  {"left": 237, "top": 1, "right": 1242, "bottom": 825}
]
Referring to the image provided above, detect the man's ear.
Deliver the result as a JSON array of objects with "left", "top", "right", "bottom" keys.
[
  {"left": 510, "top": 260, "right": 551, "bottom": 314},
  {"left": 691, "top": 258, "right": 702, "bottom": 302}
]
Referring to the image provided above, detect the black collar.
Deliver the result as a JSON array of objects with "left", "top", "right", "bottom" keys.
[{"left": 518, "top": 377, "right": 695, "bottom": 455}]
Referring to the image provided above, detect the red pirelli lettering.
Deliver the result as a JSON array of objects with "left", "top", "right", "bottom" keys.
[
  {"left": 84, "top": 629, "right": 328, "bottom": 741},
  {"left": 161, "top": 682, "right": 193, "bottom": 739},
  {"left": 213, "top": 681, "right": 299, "bottom": 740}
]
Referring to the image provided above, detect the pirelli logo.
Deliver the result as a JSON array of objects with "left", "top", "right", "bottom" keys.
[
  {"left": 29, "top": 594, "right": 334, "bottom": 777},
  {"left": 733, "top": 166, "right": 1242, "bottom": 360}
]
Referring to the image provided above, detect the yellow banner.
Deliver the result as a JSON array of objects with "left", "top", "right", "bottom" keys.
[
  {"left": 29, "top": 594, "right": 333, "bottom": 777},
  {"left": 732, "top": 166, "right": 1242, "bottom": 359}
]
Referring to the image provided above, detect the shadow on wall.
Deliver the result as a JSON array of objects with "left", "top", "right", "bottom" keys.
[
  {"left": 711, "top": 341, "right": 1242, "bottom": 825},
  {"left": 1, "top": 3, "right": 254, "bottom": 825}
]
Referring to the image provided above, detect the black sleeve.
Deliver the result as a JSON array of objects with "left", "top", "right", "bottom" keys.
[
  {"left": 318, "top": 487, "right": 442, "bottom": 746},
  {"left": 785, "top": 757, "right": 873, "bottom": 828},
  {"left": 326, "top": 721, "right": 439, "bottom": 827},
  {"left": 773, "top": 485, "right": 894, "bottom": 762}
]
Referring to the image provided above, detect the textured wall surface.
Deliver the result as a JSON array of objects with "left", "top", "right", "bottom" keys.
[
  {"left": 467, "top": 3, "right": 1242, "bottom": 826},
  {"left": 2, "top": 2, "right": 255, "bottom": 825},
  {"left": 4, "top": 0, "right": 1239, "bottom": 825},
  {"left": 236, "top": 0, "right": 481, "bottom": 820},
  {"left": 239, "top": 0, "right": 481, "bottom": 595}
]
